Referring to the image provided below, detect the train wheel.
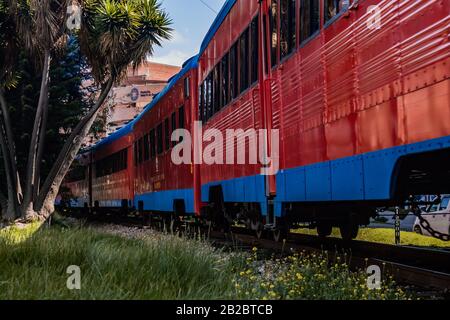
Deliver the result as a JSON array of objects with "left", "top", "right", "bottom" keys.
[
  {"left": 272, "top": 218, "right": 289, "bottom": 242},
  {"left": 250, "top": 220, "right": 264, "bottom": 239},
  {"left": 339, "top": 222, "right": 359, "bottom": 242},
  {"left": 210, "top": 202, "right": 230, "bottom": 233},
  {"left": 273, "top": 227, "right": 288, "bottom": 242},
  {"left": 317, "top": 223, "right": 333, "bottom": 238}
]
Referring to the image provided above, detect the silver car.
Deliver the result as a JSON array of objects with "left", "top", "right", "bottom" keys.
[{"left": 413, "top": 196, "right": 450, "bottom": 236}]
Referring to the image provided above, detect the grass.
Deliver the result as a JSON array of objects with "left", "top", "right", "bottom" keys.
[
  {"left": 0, "top": 223, "right": 242, "bottom": 300},
  {"left": 0, "top": 222, "right": 42, "bottom": 244},
  {"left": 0, "top": 221, "right": 412, "bottom": 300},
  {"left": 235, "top": 249, "right": 410, "bottom": 300},
  {"left": 293, "top": 227, "right": 450, "bottom": 248}
]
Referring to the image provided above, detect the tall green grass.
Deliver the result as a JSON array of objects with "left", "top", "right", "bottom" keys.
[{"left": 0, "top": 225, "right": 242, "bottom": 300}]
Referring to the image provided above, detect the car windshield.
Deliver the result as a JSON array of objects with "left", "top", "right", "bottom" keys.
[{"left": 441, "top": 197, "right": 450, "bottom": 210}]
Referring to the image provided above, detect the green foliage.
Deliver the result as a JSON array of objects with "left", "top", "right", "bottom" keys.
[
  {"left": 0, "top": 222, "right": 42, "bottom": 245},
  {"left": 234, "top": 249, "right": 411, "bottom": 300},
  {"left": 0, "top": 40, "right": 94, "bottom": 188},
  {"left": 79, "top": 0, "right": 172, "bottom": 83},
  {"left": 0, "top": 0, "right": 18, "bottom": 87},
  {"left": 0, "top": 225, "right": 240, "bottom": 299}
]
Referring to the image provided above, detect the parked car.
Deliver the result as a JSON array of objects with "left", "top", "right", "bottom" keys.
[
  {"left": 370, "top": 211, "right": 416, "bottom": 231},
  {"left": 413, "top": 196, "right": 450, "bottom": 236}
]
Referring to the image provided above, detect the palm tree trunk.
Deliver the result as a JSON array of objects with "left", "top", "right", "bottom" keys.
[
  {"left": 32, "top": 80, "right": 49, "bottom": 208},
  {"left": 0, "top": 189, "right": 7, "bottom": 210},
  {"left": 0, "top": 120, "right": 20, "bottom": 220},
  {"left": 0, "top": 89, "right": 22, "bottom": 201},
  {"left": 21, "top": 51, "right": 51, "bottom": 217},
  {"left": 0, "top": 178, "right": 7, "bottom": 217},
  {"left": 34, "top": 78, "right": 114, "bottom": 218}
]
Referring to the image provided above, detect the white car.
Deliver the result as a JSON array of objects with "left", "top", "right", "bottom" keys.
[{"left": 413, "top": 196, "right": 450, "bottom": 236}]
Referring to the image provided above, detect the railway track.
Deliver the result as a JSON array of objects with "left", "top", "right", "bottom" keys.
[{"left": 79, "top": 213, "right": 450, "bottom": 295}]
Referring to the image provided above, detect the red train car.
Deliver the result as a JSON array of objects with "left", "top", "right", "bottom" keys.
[
  {"left": 62, "top": 0, "right": 450, "bottom": 241},
  {"left": 133, "top": 57, "right": 199, "bottom": 216},
  {"left": 90, "top": 127, "right": 134, "bottom": 213},
  {"left": 197, "top": 0, "right": 450, "bottom": 239}
]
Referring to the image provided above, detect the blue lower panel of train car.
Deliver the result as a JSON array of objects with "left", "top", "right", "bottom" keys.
[
  {"left": 98, "top": 200, "right": 123, "bottom": 208},
  {"left": 71, "top": 198, "right": 89, "bottom": 208},
  {"left": 201, "top": 175, "right": 268, "bottom": 215},
  {"left": 275, "top": 135, "right": 450, "bottom": 217},
  {"left": 55, "top": 197, "right": 88, "bottom": 208},
  {"left": 135, "top": 189, "right": 195, "bottom": 214}
]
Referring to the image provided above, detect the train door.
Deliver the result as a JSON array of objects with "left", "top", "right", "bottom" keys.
[{"left": 259, "top": 0, "right": 277, "bottom": 202}]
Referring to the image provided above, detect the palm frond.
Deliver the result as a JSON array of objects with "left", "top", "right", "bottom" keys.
[{"left": 78, "top": 0, "right": 172, "bottom": 83}]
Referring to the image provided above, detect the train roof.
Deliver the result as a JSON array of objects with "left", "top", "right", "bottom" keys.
[
  {"left": 86, "top": 55, "right": 199, "bottom": 153},
  {"left": 199, "top": 0, "right": 236, "bottom": 56}
]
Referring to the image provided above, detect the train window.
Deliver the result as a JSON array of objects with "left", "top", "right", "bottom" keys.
[
  {"left": 171, "top": 112, "right": 177, "bottom": 147},
  {"left": 206, "top": 74, "right": 213, "bottom": 120},
  {"left": 269, "top": 0, "right": 278, "bottom": 67},
  {"left": 150, "top": 128, "right": 156, "bottom": 158},
  {"left": 138, "top": 138, "right": 143, "bottom": 164},
  {"left": 263, "top": 12, "right": 269, "bottom": 74},
  {"left": 179, "top": 105, "right": 185, "bottom": 129},
  {"left": 96, "top": 149, "right": 127, "bottom": 178},
  {"left": 178, "top": 105, "right": 185, "bottom": 143},
  {"left": 239, "top": 28, "right": 250, "bottom": 94},
  {"left": 250, "top": 16, "right": 259, "bottom": 85},
  {"left": 96, "top": 159, "right": 102, "bottom": 176},
  {"left": 66, "top": 165, "right": 86, "bottom": 183},
  {"left": 325, "top": 0, "right": 344, "bottom": 23},
  {"left": 230, "top": 42, "right": 239, "bottom": 100},
  {"left": 164, "top": 118, "right": 170, "bottom": 151},
  {"left": 157, "top": 123, "right": 163, "bottom": 154},
  {"left": 134, "top": 142, "right": 138, "bottom": 166},
  {"left": 184, "top": 77, "right": 190, "bottom": 98},
  {"left": 198, "top": 85, "right": 202, "bottom": 121},
  {"left": 202, "top": 81, "right": 208, "bottom": 121},
  {"left": 220, "top": 53, "right": 230, "bottom": 108},
  {"left": 143, "top": 134, "right": 150, "bottom": 161},
  {"left": 300, "top": 0, "right": 320, "bottom": 44},
  {"left": 280, "top": 0, "right": 296, "bottom": 59},
  {"left": 213, "top": 65, "right": 220, "bottom": 113},
  {"left": 121, "top": 149, "right": 127, "bottom": 171}
]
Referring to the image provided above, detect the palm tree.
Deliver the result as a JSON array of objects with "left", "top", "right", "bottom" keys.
[{"left": 0, "top": 0, "right": 172, "bottom": 221}]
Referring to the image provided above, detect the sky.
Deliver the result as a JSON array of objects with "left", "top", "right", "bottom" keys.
[{"left": 149, "top": 0, "right": 227, "bottom": 66}]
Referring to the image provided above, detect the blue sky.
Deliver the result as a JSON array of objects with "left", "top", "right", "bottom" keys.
[{"left": 150, "top": 0, "right": 227, "bottom": 66}]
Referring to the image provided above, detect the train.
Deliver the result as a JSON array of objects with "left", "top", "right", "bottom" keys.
[{"left": 61, "top": 0, "right": 450, "bottom": 241}]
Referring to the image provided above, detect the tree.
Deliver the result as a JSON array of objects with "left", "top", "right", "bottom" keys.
[
  {"left": 0, "top": 0, "right": 172, "bottom": 221},
  {"left": 0, "top": 39, "right": 96, "bottom": 200}
]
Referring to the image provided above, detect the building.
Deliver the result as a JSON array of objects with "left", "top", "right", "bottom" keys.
[{"left": 105, "top": 61, "right": 181, "bottom": 136}]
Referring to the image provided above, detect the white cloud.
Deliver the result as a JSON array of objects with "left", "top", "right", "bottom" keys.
[
  {"left": 149, "top": 50, "right": 193, "bottom": 67},
  {"left": 170, "top": 30, "right": 188, "bottom": 44}
]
